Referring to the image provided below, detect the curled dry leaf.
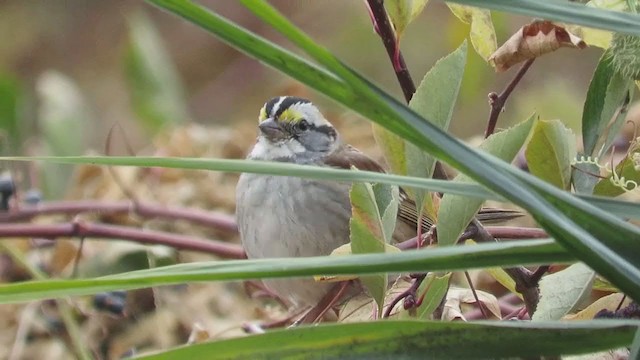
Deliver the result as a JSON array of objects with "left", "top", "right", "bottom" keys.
[
  {"left": 563, "top": 293, "right": 631, "bottom": 321},
  {"left": 339, "top": 276, "right": 413, "bottom": 322},
  {"left": 442, "top": 287, "right": 502, "bottom": 321},
  {"left": 489, "top": 20, "right": 587, "bottom": 72}
]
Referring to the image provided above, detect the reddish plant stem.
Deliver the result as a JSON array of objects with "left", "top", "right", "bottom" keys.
[
  {"left": 464, "top": 270, "right": 489, "bottom": 319},
  {"left": 1, "top": 200, "right": 238, "bottom": 233},
  {"left": 485, "top": 58, "right": 536, "bottom": 138},
  {"left": 0, "top": 221, "right": 245, "bottom": 259},
  {"left": 366, "top": 0, "right": 416, "bottom": 103},
  {"left": 366, "top": 0, "right": 450, "bottom": 182}
]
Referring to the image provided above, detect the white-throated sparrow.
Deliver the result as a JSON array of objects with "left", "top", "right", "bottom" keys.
[{"left": 236, "top": 96, "right": 514, "bottom": 308}]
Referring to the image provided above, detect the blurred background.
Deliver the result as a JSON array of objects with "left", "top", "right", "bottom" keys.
[
  {"left": 0, "top": 1, "right": 602, "bottom": 161},
  {"left": 0, "top": 1, "right": 613, "bottom": 359}
]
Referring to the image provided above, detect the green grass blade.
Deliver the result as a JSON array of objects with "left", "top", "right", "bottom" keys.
[
  {"left": 132, "top": 320, "right": 640, "bottom": 359},
  {"left": 446, "top": 0, "right": 640, "bottom": 36},
  {"left": 0, "top": 239, "right": 570, "bottom": 304}
]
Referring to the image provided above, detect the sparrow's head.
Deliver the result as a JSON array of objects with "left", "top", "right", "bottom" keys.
[{"left": 249, "top": 96, "right": 340, "bottom": 161}]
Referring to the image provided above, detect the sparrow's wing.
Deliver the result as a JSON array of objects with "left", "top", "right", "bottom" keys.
[
  {"left": 322, "top": 144, "right": 386, "bottom": 173},
  {"left": 323, "top": 145, "right": 432, "bottom": 231},
  {"left": 324, "top": 145, "right": 522, "bottom": 233}
]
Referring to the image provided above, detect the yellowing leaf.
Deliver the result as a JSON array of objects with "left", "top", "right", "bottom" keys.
[
  {"left": 385, "top": 0, "right": 429, "bottom": 38},
  {"left": 489, "top": 20, "right": 587, "bottom": 72},
  {"left": 349, "top": 182, "right": 400, "bottom": 317},
  {"left": 372, "top": 124, "right": 406, "bottom": 175},
  {"left": 563, "top": 293, "right": 631, "bottom": 320},
  {"left": 447, "top": 4, "right": 496, "bottom": 61}
]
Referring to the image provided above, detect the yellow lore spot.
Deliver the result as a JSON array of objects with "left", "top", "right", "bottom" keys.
[{"left": 258, "top": 106, "right": 267, "bottom": 122}]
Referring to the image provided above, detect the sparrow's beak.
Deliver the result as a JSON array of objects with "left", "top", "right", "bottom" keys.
[{"left": 258, "top": 118, "right": 286, "bottom": 141}]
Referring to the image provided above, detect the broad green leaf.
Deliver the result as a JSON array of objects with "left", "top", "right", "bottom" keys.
[
  {"left": 405, "top": 40, "right": 467, "bottom": 219},
  {"left": 385, "top": 0, "right": 430, "bottom": 38},
  {"left": 376, "top": 184, "right": 401, "bottom": 243},
  {"left": 0, "top": 239, "right": 570, "bottom": 304},
  {"left": 525, "top": 120, "right": 576, "bottom": 190},
  {"left": 572, "top": 157, "right": 601, "bottom": 194},
  {"left": 593, "top": 150, "right": 640, "bottom": 196},
  {"left": 446, "top": 4, "right": 497, "bottom": 60},
  {"left": 132, "top": 320, "right": 639, "bottom": 359},
  {"left": 437, "top": 114, "right": 536, "bottom": 246},
  {"left": 0, "top": 74, "right": 22, "bottom": 153},
  {"left": 582, "top": 50, "right": 633, "bottom": 156},
  {"left": 126, "top": 11, "right": 189, "bottom": 132},
  {"left": 598, "top": 82, "right": 634, "bottom": 159},
  {"left": 532, "top": 263, "right": 596, "bottom": 321},
  {"left": 416, "top": 272, "right": 451, "bottom": 319},
  {"left": 372, "top": 124, "right": 406, "bottom": 175},
  {"left": 350, "top": 182, "right": 399, "bottom": 316},
  {"left": 36, "top": 71, "right": 89, "bottom": 197}
]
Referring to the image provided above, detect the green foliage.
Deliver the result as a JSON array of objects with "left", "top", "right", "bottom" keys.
[
  {"left": 526, "top": 120, "right": 576, "bottom": 190},
  {"left": 447, "top": 4, "right": 497, "bottom": 60},
  {"left": 532, "top": 263, "right": 596, "bottom": 321},
  {"left": 405, "top": 40, "right": 467, "bottom": 218},
  {"left": 132, "top": 320, "right": 639, "bottom": 360},
  {"left": 126, "top": 11, "right": 189, "bottom": 133},
  {"left": 593, "top": 151, "right": 640, "bottom": 196},
  {"left": 0, "top": 73, "right": 21, "bottom": 153},
  {"left": 0, "top": 239, "right": 570, "bottom": 304},
  {"left": 582, "top": 49, "right": 634, "bottom": 157},
  {"left": 349, "top": 181, "right": 400, "bottom": 315},
  {"left": 3, "top": 0, "right": 640, "bottom": 357},
  {"left": 437, "top": 114, "right": 536, "bottom": 246}
]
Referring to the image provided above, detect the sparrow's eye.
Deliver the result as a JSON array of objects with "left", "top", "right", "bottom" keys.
[{"left": 297, "top": 120, "right": 309, "bottom": 131}]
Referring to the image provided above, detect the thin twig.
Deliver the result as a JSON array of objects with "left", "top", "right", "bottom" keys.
[
  {"left": 468, "top": 219, "right": 540, "bottom": 315},
  {"left": 464, "top": 271, "right": 489, "bottom": 319},
  {"left": 3, "top": 200, "right": 238, "bottom": 233},
  {"left": 365, "top": 0, "right": 449, "bottom": 181},
  {"left": 383, "top": 273, "right": 426, "bottom": 318},
  {"left": 0, "top": 221, "right": 245, "bottom": 258},
  {"left": 529, "top": 265, "right": 550, "bottom": 284},
  {"left": 486, "top": 59, "right": 535, "bottom": 138}
]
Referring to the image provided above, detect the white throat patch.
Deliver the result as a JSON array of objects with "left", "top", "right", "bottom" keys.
[{"left": 248, "top": 136, "right": 306, "bottom": 160}]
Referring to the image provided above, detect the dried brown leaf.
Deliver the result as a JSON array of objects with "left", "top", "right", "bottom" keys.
[
  {"left": 490, "top": 20, "right": 587, "bottom": 72},
  {"left": 442, "top": 287, "right": 502, "bottom": 321}
]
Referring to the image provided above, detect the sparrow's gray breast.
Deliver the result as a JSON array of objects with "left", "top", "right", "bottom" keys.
[{"left": 236, "top": 172, "right": 352, "bottom": 305}]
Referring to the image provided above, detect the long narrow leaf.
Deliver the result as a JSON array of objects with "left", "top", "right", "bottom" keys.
[
  {"left": 4, "top": 155, "right": 639, "bottom": 219},
  {"left": 0, "top": 239, "right": 570, "bottom": 304},
  {"left": 446, "top": 0, "right": 640, "bottom": 36},
  {"left": 132, "top": 320, "right": 640, "bottom": 360}
]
